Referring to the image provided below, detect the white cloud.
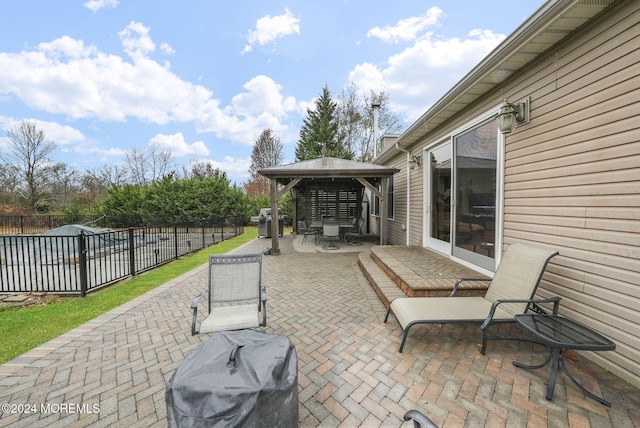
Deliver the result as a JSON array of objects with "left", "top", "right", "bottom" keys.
[
  {"left": 148, "top": 132, "right": 209, "bottom": 157},
  {"left": 83, "top": 0, "right": 118, "bottom": 13},
  {"left": 352, "top": 26, "right": 506, "bottom": 121},
  {"left": 196, "top": 75, "right": 297, "bottom": 145},
  {"left": 0, "top": 115, "right": 84, "bottom": 146},
  {"left": 0, "top": 27, "right": 296, "bottom": 142},
  {"left": 36, "top": 122, "right": 85, "bottom": 146},
  {"left": 119, "top": 21, "right": 156, "bottom": 59},
  {"left": 367, "top": 7, "right": 444, "bottom": 44},
  {"left": 160, "top": 42, "right": 175, "bottom": 56},
  {"left": 0, "top": 22, "right": 299, "bottom": 156},
  {"left": 242, "top": 8, "right": 300, "bottom": 54},
  {"left": 230, "top": 75, "right": 297, "bottom": 118}
]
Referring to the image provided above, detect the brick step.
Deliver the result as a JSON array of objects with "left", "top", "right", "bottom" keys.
[
  {"left": 359, "top": 246, "right": 489, "bottom": 303},
  {"left": 357, "top": 251, "right": 404, "bottom": 308}
]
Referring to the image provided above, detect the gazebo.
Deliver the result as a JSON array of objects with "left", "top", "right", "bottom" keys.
[{"left": 259, "top": 157, "right": 399, "bottom": 255}]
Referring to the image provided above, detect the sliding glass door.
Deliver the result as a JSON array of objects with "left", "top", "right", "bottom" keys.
[
  {"left": 425, "top": 118, "right": 499, "bottom": 271},
  {"left": 452, "top": 118, "right": 497, "bottom": 270}
]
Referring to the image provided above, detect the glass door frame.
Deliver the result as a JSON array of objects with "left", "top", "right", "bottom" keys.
[{"left": 425, "top": 141, "right": 452, "bottom": 255}]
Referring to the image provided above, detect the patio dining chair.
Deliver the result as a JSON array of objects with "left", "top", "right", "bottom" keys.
[
  {"left": 321, "top": 222, "right": 341, "bottom": 250},
  {"left": 301, "top": 219, "right": 319, "bottom": 244},
  {"left": 344, "top": 217, "right": 364, "bottom": 246},
  {"left": 190, "top": 253, "right": 267, "bottom": 335},
  {"left": 385, "top": 243, "right": 559, "bottom": 352}
]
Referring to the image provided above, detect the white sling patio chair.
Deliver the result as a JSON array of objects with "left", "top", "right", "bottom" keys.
[
  {"left": 321, "top": 222, "right": 341, "bottom": 250},
  {"left": 190, "top": 253, "right": 267, "bottom": 335},
  {"left": 384, "top": 243, "right": 559, "bottom": 353}
]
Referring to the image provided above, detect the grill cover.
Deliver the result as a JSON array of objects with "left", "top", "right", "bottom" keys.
[{"left": 166, "top": 330, "right": 298, "bottom": 428}]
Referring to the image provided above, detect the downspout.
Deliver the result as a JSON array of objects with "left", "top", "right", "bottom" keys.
[{"left": 395, "top": 143, "right": 411, "bottom": 245}]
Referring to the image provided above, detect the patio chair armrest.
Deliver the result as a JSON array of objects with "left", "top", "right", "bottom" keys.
[
  {"left": 450, "top": 278, "right": 491, "bottom": 296},
  {"left": 480, "top": 296, "right": 562, "bottom": 330},
  {"left": 190, "top": 290, "right": 207, "bottom": 336},
  {"left": 190, "top": 289, "right": 207, "bottom": 309},
  {"left": 260, "top": 286, "right": 267, "bottom": 327}
]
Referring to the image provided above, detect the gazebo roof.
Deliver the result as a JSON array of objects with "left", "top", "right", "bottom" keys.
[{"left": 259, "top": 157, "right": 399, "bottom": 182}]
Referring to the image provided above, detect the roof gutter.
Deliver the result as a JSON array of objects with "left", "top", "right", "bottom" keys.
[{"left": 376, "top": 0, "right": 585, "bottom": 164}]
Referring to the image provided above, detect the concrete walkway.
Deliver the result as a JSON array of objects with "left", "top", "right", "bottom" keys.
[{"left": 1, "top": 234, "right": 639, "bottom": 427}]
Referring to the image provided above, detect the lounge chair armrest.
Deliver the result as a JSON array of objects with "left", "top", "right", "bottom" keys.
[
  {"left": 480, "top": 296, "right": 562, "bottom": 330},
  {"left": 451, "top": 278, "right": 491, "bottom": 296},
  {"left": 528, "top": 296, "right": 561, "bottom": 315}
]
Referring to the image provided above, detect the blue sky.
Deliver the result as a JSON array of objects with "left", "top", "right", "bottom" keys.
[{"left": 0, "top": 0, "right": 545, "bottom": 184}]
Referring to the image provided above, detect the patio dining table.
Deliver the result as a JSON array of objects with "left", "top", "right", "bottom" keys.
[
  {"left": 311, "top": 221, "right": 354, "bottom": 237},
  {"left": 310, "top": 221, "right": 353, "bottom": 229}
]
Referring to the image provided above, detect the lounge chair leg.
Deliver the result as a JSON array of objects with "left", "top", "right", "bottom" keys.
[
  {"left": 399, "top": 330, "right": 409, "bottom": 353},
  {"left": 480, "top": 328, "right": 488, "bottom": 354},
  {"left": 384, "top": 307, "right": 392, "bottom": 323}
]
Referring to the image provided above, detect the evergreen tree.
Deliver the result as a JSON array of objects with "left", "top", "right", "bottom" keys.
[{"left": 295, "top": 85, "right": 354, "bottom": 161}]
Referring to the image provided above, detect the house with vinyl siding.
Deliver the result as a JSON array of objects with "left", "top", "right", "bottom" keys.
[{"left": 371, "top": 0, "right": 640, "bottom": 389}]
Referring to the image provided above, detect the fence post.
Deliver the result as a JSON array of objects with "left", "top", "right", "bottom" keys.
[
  {"left": 174, "top": 224, "right": 178, "bottom": 260},
  {"left": 128, "top": 228, "right": 136, "bottom": 276},
  {"left": 201, "top": 222, "right": 205, "bottom": 249},
  {"left": 78, "top": 232, "right": 88, "bottom": 297}
]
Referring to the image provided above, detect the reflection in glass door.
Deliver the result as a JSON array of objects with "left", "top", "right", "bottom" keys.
[
  {"left": 452, "top": 119, "right": 497, "bottom": 270},
  {"left": 427, "top": 143, "right": 451, "bottom": 253}
]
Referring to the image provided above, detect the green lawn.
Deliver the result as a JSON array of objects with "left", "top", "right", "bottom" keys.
[{"left": 0, "top": 227, "right": 259, "bottom": 365}]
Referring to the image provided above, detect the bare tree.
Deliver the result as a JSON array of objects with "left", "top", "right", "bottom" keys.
[
  {"left": 123, "top": 144, "right": 174, "bottom": 186},
  {"left": 147, "top": 142, "right": 173, "bottom": 183},
  {"left": 123, "top": 148, "right": 150, "bottom": 186},
  {"left": 0, "top": 162, "right": 19, "bottom": 207},
  {"left": 78, "top": 165, "right": 125, "bottom": 212},
  {"left": 337, "top": 85, "right": 404, "bottom": 162},
  {"left": 50, "top": 163, "right": 80, "bottom": 207},
  {"left": 246, "top": 129, "right": 284, "bottom": 196},
  {"left": 1, "top": 120, "right": 57, "bottom": 211}
]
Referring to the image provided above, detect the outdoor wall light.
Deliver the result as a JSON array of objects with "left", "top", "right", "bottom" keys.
[
  {"left": 409, "top": 154, "right": 422, "bottom": 170},
  {"left": 496, "top": 97, "right": 530, "bottom": 134}
]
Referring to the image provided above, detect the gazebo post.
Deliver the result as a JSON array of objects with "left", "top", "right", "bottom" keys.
[
  {"left": 269, "top": 178, "right": 280, "bottom": 255},
  {"left": 380, "top": 177, "right": 389, "bottom": 245}
]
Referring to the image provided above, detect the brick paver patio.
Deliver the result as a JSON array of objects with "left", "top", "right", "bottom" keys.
[{"left": 1, "top": 234, "right": 639, "bottom": 427}]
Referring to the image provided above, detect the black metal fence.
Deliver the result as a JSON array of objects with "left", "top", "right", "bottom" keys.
[
  {"left": 0, "top": 215, "right": 244, "bottom": 296},
  {"left": 0, "top": 214, "right": 235, "bottom": 235}
]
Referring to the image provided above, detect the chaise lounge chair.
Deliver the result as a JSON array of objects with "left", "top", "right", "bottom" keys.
[{"left": 384, "top": 243, "right": 559, "bottom": 353}]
